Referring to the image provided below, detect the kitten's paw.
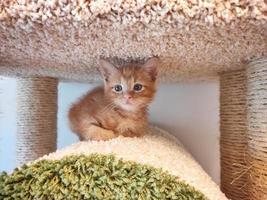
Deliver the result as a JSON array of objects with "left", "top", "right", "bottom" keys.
[
  {"left": 92, "top": 130, "right": 116, "bottom": 141},
  {"left": 84, "top": 125, "right": 116, "bottom": 141}
]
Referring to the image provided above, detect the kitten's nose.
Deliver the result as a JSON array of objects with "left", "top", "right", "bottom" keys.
[{"left": 124, "top": 94, "right": 132, "bottom": 100}]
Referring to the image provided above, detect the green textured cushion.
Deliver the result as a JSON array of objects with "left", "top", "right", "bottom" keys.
[{"left": 0, "top": 154, "right": 207, "bottom": 200}]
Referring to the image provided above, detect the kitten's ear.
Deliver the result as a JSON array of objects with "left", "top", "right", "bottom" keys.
[
  {"left": 99, "top": 59, "right": 118, "bottom": 82},
  {"left": 143, "top": 57, "right": 159, "bottom": 81}
]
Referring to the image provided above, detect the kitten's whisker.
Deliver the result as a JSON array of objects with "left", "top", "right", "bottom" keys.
[
  {"left": 99, "top": 102, "right": 114, "bottom": 113},
  {"left": 104, "top": 103, "right": 116, "bottom": 112},
  {"left": 99, "top": 102, "right": 116, "bottom": 115},
  {"left": 101, "top": 104, "right": 117, "bottom": 115}
]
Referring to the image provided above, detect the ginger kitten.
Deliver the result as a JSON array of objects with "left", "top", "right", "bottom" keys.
[{"left": 68, "top": 58, "right": 159, "bottom": 141}]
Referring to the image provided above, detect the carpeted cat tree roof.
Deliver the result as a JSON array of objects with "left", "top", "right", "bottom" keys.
[
  {"left": 0, "top": 0, "right": 266, "bottom": 82},
  {"left": 0, "top": 1, "right": 267, "bottom": 200}
]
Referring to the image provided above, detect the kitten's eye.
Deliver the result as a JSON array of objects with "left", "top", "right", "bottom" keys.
[
  {"left": 134, "top": 83, "right": 143, "bottom": 92},
  {"left": 113, "top": 84, "right": 123, "bottom": 93}
]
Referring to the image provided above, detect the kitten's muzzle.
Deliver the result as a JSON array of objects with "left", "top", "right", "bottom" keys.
[{"left": 123, "top": 94, "right": 133, "bottom": 104}]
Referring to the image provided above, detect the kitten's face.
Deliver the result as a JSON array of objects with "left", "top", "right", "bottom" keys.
[{"left": 99, "top": 58, "right": 159, "bottom": 112}]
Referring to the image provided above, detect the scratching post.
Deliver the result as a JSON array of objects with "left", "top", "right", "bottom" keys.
[
  {"left": 220, "top": 70, "right": 248, "bottom": 200},
  {"left": 16, "top": 77, "right": 58, "bottom": 166},
  {"left": 247, "top": 58, "right": 267, "bottom": 200}
]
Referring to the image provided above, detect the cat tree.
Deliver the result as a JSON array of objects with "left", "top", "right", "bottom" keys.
[{"left": 0, "top": 0, "right": 266, "bottom": 199}]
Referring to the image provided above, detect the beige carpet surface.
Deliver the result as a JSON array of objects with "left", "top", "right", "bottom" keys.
[
  {"left": 38, "top": 126, "right": 228, "bottom": 200},
  {"left": 0, "top": 0, "right": 266, "bottom": 82}
]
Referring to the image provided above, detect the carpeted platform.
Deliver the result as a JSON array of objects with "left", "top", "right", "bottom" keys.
[
  {"left": 0, "top": 0, "right": 266, "bottom": 82},
  {"left": 0, "top": 126, "right": 228, "bottom": 200}
]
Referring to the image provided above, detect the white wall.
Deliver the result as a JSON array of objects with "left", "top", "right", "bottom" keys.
[
  {"left": 0, "top": 78, "right": 220, "bottom": 184},
  {"left": 0, "top": 78, "right": 16, "bottom": 172}
]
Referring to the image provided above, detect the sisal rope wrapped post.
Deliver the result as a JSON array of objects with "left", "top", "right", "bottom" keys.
[
  {"left": 16, "top": 77, "right": 58, "bottom": 166},
  {"left": 220, "top": 70, "right": 248, "bottom": 200},
  {"left": 246, "top": 58, "right": 267, "bottom": 200}
]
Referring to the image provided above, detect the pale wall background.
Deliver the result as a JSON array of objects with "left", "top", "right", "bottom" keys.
[{"left": 0, "top": 77, "right": 220, "bottom": 184}]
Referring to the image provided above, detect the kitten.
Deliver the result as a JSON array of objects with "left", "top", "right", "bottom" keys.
[{"left": 68, "top": 58, "right": 159, "bottom": 141}]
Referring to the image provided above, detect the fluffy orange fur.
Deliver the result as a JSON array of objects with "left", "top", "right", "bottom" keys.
[{"left": 68, "top": 58, "right": 159, "bottom": 141}]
